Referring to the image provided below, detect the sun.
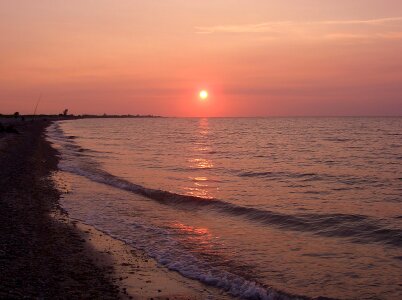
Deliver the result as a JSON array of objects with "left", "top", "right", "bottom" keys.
[{"left": 199, "top": 90, "right": 208, "bottom": 100}]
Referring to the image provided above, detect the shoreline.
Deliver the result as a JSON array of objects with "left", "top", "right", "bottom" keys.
[
  {"left": 0, "top": 120, "right": 122, "bottom": 298},
  {"left": 50, "top": 201, "right": 231, "bottom": 300},
  {"left": 63, "top": 218, "right": 231, "bottom": 300},
  {"left": 0, "top": 120, "right": 231, "bottom": 299}
]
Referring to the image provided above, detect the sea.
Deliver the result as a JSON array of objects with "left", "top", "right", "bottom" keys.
[{"left": 47, "top": 117, "right": 402, "bottom": 299}]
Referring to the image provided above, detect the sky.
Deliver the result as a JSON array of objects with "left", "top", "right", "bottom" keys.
[{"left": 1, "top": 0, "right": 402, "bottom": 117}]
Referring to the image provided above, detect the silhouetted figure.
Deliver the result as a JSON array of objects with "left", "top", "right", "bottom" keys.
[{"left": 13, "top": 112, "right": 20, "bottom": 119}]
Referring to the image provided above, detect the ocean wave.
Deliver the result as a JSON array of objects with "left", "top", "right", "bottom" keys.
[
  {"left": 47, "top": 122, "right": 402, "bottom": 247},
  {"left": 47, "top": 123, "right": 402, "bottom": 248},
  {"left": 58, "top": 160, "right": 402, "bottom": 248},
  {"left": 47, "top": 120, "right": 402, "bottom": 299},
  {"left": 87, "top": 221, "right": 308, "bottom": 300},
  {"left": 237, "top": 170, "right": 386, "bottom": 187}
]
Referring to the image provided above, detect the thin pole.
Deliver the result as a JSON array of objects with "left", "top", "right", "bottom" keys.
[{"left": 33, "top": 93, "right": 42, "bottom": 119}]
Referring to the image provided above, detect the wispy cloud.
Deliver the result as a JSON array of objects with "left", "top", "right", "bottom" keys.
[
  {"left": 320, "top": 16, "right": 402, "bottom": 25},
  {"left": 196, "top": 22, "right": 292, "bottom": 34},
  {"left": 324, "top": 32, "right": 402, "bottom": 40},
  {"left": 195, "top": 17, "right": 402, "bottom": 40}
]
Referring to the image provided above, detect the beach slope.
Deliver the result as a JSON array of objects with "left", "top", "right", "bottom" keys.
[{"left": 0, "top": 121, "right": 121, "bottom": 299}]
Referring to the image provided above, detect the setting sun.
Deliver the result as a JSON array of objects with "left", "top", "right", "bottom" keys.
[{"left": 199, "top": 90, "right": 208, "bottom": 100}]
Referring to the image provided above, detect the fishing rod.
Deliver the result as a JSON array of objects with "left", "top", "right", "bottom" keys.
[{"left": 33, "top": 93, "right": 42, "bottom": 120}]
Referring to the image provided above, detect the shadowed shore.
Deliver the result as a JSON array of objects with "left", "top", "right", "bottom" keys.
[{"left": 0, "top": 121, "right": 121, "bottom": 299}]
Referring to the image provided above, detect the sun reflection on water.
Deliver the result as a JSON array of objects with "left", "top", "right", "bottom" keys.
[
  {"left": 198, "top": 118, "right": 209, "bottom": 136},
  {"left": 183, "top": 118, "right": 218, "bottom": 199},
  {"left": 172, "top": 222, "right": 210, "bottom": 236},
  {"left": 170, "top": 222, "right": 214, "bottom": 248},
  {"left": 188, "top": 158, "right": 214, "bottom": 169}
]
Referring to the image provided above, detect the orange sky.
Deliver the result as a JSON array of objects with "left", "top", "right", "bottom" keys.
[{"left": 1, "top": 1, "right": 402, "bottom": 116}]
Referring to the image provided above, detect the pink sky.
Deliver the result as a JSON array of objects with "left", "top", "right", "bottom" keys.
[{"left": 1, "top": 0, "right": 402, "bottom": 116}]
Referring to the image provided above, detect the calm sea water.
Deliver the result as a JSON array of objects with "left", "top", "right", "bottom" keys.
[{"left": 47, "top": 118, "right": 402, "bottom": 299}]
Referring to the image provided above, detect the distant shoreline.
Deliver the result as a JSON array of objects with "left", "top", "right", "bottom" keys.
[
  {"left": 0, "top": 114, "right": 163, "bottom": 120},
  {"left": 1, "top": 115, "right": 401, "bottom": 121}
]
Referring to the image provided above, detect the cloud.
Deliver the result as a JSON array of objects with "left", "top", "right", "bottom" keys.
[
  {"left": 323, "top": 32, "right": 402, "bottom": 40},
  {"left": 196, "top": 22, "right": 293, "bottom": 34},
  {"left": 195, "top": 17, "right": 402, "bottom": 40},
  {"left": 320, "top": 17, "right": 402, "bottom": 25}
]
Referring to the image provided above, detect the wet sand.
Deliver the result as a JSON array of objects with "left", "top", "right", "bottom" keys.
[
  {"left": 0, "top": 120, "right": 230, "bottom": 299},
  {"left": 66, "top": 219, "right": 231, "bottom": 299}
]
